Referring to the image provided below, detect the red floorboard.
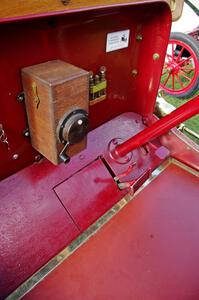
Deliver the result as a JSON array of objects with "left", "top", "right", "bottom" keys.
[{"left": 24, "top": 162, "right": 199, "bottom": 300}]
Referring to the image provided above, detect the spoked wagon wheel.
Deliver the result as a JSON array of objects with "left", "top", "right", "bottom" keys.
[{"left": 160, "top": 32, "right": 199, "bottom": 99}]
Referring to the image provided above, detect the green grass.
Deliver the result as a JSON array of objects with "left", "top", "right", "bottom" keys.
[{"left": 164, "top": 91, "right": 199, "bottom": 144}]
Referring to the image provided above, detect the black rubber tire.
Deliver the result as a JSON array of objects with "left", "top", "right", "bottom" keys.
[{"left": 164, "top": 32, "right": 199, "bottom": 99}]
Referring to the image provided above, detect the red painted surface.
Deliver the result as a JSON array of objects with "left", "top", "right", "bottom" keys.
[
  {"left": 113, "top": 95, "right": 199, "bottom": 158},
  {"left": 161, "top": 128, "right": 199, "bottom": 172},
  {"left": 0, "top": 113, "right": 147, "bottom": 298},
  {"left": 55, "top": 159, "right": 126, "bottom": 231},
  {"left": 0, "top": 112, "right": 181, "bottom": 299},
  {"left": 1, "top": 2, "right": 199, "bottom": 300},
  {"left": 0, "top": 189, "right": 80, "bottom": 300},
  {"left": 23, "top": 163, "right": 199, "bottom": 300},
  {"left": 0, "top": 2, "right": 171, "bottom": 180}
]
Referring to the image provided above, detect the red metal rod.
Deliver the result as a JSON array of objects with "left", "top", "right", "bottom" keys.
[{"left": 113, "top": 95, "right": 199, "bottom": 158}]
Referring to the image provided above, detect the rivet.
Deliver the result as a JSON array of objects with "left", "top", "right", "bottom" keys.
[
  {"left": 23, "top": 129, "right": 30, "bottom": 137},
  {"left": 17, "top": 92, "right": 25, "bottom": 103},
  {"left": 136, "top": 34, "right": 143, "bottom": 42},
  {"left": 78, "top": 119, "right": 83, "bottom": 125},
  {"left": 12, "top": 154, "right": 19, "bottom": 160},
  {"left": 131, "top": 69, "right": 138, "bottom": 77},
  {"left": 79, "top": 154, "right": 85, "bottom": 160},
  {"left": 61, "top": 0, "right": 70, "bottom": 5},
  {"left": 153, "top": 53, "right": 160, "bottom": 60},
  {"left": 35, "top": 155, "right": 42, "bottom": 162}
]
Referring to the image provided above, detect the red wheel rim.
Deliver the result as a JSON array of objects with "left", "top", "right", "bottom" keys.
[{"left": 160, "top": 38, "right": 199, "bottom": 96}]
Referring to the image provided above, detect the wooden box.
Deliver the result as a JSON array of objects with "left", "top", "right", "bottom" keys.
[{"left": 22, "top": 60, "right": 89, "bottom": 164}]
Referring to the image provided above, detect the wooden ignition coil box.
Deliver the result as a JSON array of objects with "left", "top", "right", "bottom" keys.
[{"left": 22, "top": 60, "right": 89, "bottom": 164}]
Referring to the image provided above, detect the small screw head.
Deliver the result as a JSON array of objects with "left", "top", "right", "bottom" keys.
[
  {"left": 17, "top": 92, "right": 25, "bottom": 103},
  {"left": 61, "top": 0, "right": 70, "bottom": 5},
  {"left": 79, "top": 154, "right": 85, "bottom": 160},
  {"left": 131, "top": 69, "right": 138, "bottom": 77},
  {"left": 12, "top": 154, "right": 19, "bottom": 160},
  {"left": 23, "top": 129, "right": 30, "bottom": 137},
  {"left": 78, "top": 119, "right": 83, "bottom": 125},
  {"left": 35, "top": 155, "right": 42, "bottom": 162},
  {"left": 99, "top": 66, "right": 107, "bottom": 73},
  {"left": 153, "top": 53, "right": 160, "bottom": 60},
  {"left": 136, "top": 34, "right": 143, "bottom": 42}
]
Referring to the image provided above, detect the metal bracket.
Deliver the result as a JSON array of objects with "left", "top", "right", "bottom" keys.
[{"left": 59, "top": 142, "right": 70, "bottom": 163}]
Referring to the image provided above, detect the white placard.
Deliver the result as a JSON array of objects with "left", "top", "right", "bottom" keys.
[{"left": 106, "top": 29, "right": 130, "bottom": 52}]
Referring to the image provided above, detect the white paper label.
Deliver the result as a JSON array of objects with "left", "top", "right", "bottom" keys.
[{"left": 106, "top": 29, "right": 130, "bottom": 52}]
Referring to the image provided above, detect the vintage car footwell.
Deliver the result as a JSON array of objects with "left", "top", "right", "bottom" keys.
[{"left": 7, "top": 159, "right": 199, "bottom": 300}]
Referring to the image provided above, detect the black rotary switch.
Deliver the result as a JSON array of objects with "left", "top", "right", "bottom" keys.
[
  {"left": 57, "top": 109, "right": 89, "bottom": 163},
  {"left": 60, "top": 110, "right": 89, "bottom": 144},
  {"left": 58, "top": 109, "right": 89, "bottom": 145}
]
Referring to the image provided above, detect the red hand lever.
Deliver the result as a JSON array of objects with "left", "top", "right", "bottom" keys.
[{"left": 112, "top": 95, "right": 199, "bottom": 159}]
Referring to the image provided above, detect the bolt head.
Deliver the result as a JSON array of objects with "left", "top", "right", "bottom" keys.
[
  {"left": 17, "top": 92, "right": 25, "bottom": 102},
  {"left": 136, "top": 34, "right": 143, "bottom": 42},
  {"left": 131, "top": 69, "right": 138, "bottom": 77},
  {"left": 153, "top": 53, "right": 160, "bottom": 61},
  {"left": 12, "top": 154, "right": 19, "bottom": 160}
]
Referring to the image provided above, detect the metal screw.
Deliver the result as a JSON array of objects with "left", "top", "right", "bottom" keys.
[
  {"left": 12, "top": 154, "right": 19, "bottom": 160},
  {"left": 79, "top": 154, "right": 85, "bottom": 160},
  {"left": 61, "top": 0, "right": 70, "bottom": 5},
  {"left": 35, "top": 155, "right": 42, "bottom": 162},
  {"left": 131, "top": 69, "right": 138, "bottom": 77},
  {"left": 23, "top": 129, "right": 30, "bottom": 137},
  {"left": 136, "top": 34, "right": 143, "bottom": 42},
  {"left": 17, "top": 92, "right": 25, "bottom": 103},
  {"left": 153, "top": 53, "right": 160, "bottom": 61},
  {"left": 78, "top": 119, "right": 83, "bottom": 125}
]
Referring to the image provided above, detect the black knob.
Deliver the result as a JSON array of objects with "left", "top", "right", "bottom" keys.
[{"left": 58, "top": 109, "right": 89, "bottom": 145}]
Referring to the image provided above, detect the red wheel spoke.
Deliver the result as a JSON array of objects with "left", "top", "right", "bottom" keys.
[
  {"left": 178, "top": 71, "right": 192, "bottom": 81},
  {"left": 162, "top": 70, "right": 168, "bottom": 76},
  {"left": 172, "top": 74, "right": 175, "bottom": 90},
  {"left": 172, "top": 43, "right": 174, "bottom": 60},
  {"left": 181, "top": 66, "right": 194, "bottom": 72},
  {"left": 161, "top": 35, "right": 199, "bottom": 95},
  {"left": 178, "top": 56, "right": 193, "bottom": 66},
  {"left": 166, "top": 54, "right": 172, "bottom": 62},
  {"left": 175, "top": 74, "right": 184, "bottom": 88},
  {"left": 176, "top": 46, "right": 184, "bottom": 62},
  {"left": 163, "top": 73, "right": 171, "bottom": 86}
]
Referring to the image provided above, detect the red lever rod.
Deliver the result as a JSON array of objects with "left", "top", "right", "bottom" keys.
[{"left": 113, "top": 95, "right": 199, "bottom": 158}]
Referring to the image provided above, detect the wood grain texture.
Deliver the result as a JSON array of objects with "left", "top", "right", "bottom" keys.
[
  {"left": 0, "top": 0, "right": 183, "bottom": 22},
  {"left": 22, "top": 60, "right": 89, "bottom": 164}
]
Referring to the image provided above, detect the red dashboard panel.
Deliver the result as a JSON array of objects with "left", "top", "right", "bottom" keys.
[{"left": 0, "top": 2, "right": 171, "bottom": 179}]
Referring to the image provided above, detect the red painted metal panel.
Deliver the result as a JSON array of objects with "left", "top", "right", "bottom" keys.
[
  {"left": 55, "top": 159, "right": 125, "bottom": 231},
  {"left": 1, "top": 112, "right": 199, "bottom": 299},
  {"left": 0, "top": 112, "right": 144, "bottom": 299},
  {"left": 0, "top": 189, "right": 80, "bottom": 300},
  {"left": 0, "top": 3, "right": 171, "bottom": 179},
  {"left": 23, "top": 163, "right": 199, "bottom": 300}
]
